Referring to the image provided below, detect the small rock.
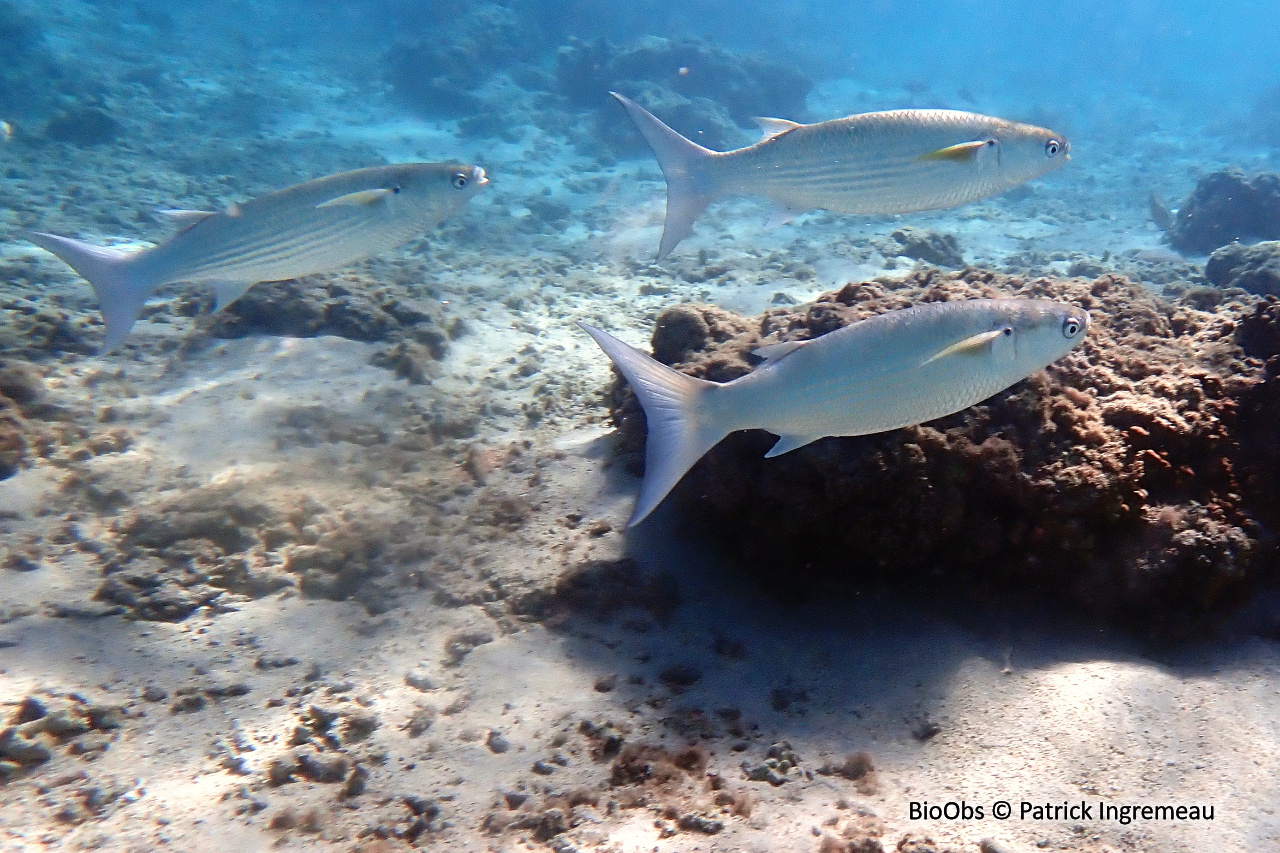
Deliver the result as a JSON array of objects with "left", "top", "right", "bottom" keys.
[
  {"left": 442, "top": 630, "right": 494, "bottom": 667},
  {"left": 13, "top": 696, "right": 47, "bottom": 724},
  {"left": 404, "top": 670, "right": 436, "bottom": 692},
  {"left": 741, "top": 761, "right": 790, "bottom": 786},
  {"left": 340, "top": 764, "right": 369, "bottom": 798},
  {"left": 255, "top": 655, "right": 300, "bottom": 670},
  {"left": 0, "top": 728, "right": 52, "bottom": 764},
  {"left": 341, "top": 711, "right": 379, "bottom": 743},
  {"left": 204, "top": 681, "right": 251, "bottom": 699},
  {"left": 267, "top": 755, "right": 298, "bottom": 785},
  {"left": 38, "top": 709, "right": 90, "bottom": 738},
  {"left": 486, "top": 730, "right": 511, "bottom": 754},
  {"left": 402, "top": 705, "right": 436, "bottom": 738},
  {"left": 677, "top": 813, "right": 724, "bottom": 834},
  {"left": 85, "top": 705, "right": 122, "bottom": 730},
  {"left": 297, "top": 750, "right": 349, "bottom": 783},
  {"left": 403, "top": 795, "right": 440, "bottom": 818},
  {"left": 531, "top": 759, "right": 556, "bottom": 775},
  {"left": 170, "top": 693, "right": 206, "bottom": 713},
  {"left": 658, "top": 664, "right": 702, "bottom": 690},
  {"left": 0, "top": 360, "right": 45, "bottom": 405},
  {"left": 141, "top": 685, "right": 168, "bottom": 703},
  {"left": 911, "top": 719, "right": 942, "bottom": 742}
]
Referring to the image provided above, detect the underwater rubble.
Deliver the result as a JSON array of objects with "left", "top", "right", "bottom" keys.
[
  {"left": 1169, "top": 168, "right": 1280, "bottom": 254},
  {"left": 607, "top": 268, "right": 1280, "bottom": 638}
]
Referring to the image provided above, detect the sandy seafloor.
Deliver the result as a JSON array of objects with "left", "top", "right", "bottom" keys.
[{"left": 4, "top": 8, "right": 1280, "bottom": 853}]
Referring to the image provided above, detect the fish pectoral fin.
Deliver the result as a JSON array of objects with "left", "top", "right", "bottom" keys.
[
  {"left": 764, "top": 205, "right": 802, "bottom": 229},
  {"left": 752, "top": 339, "right": 808, "bottom": 363},
  {"left": 316, "top": 188, "right": 395, "bottom": 209},
  {"left": 917, "top": 139, "right": 993, "bottom": 162},
  {"left": 156, "top": 209, "right": 216, "bottom": 227},
  {"left": 752, "top": 116, "right": 802, "bottom": 140},
  {"left": 921, "top": 329, "right": 1004, "bottom": 366},
  {"left": 764, "top": 433, "right": 817, "bottom": 458},
  {"left": 209, "top": 280, "right": 254, "bottom": 311}
]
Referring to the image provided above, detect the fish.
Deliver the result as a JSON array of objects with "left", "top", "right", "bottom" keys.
[
  {"left": 610, "top": 91, "right": 1071, "bottom": 259},
  {"left": 21, "top": 162, "right": 489, "bottom": 352},
  {"left": 579, "top": 298, "right": 1089, "bottom": 527}
]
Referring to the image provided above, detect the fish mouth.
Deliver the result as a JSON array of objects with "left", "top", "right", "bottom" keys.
[{"left": 474, "top": 166, "right": 489, "bottom": 186}]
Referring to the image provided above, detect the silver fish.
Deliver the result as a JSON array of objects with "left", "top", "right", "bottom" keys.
[
  {"left": 611, "top": 92, "right": 1070, "bottom": 259},
  {"left": 22, "top": 162, "right": 489, "bottom": 351},
  {"left": 580, "top": 298, "right": 1089, "bottom": 527}
]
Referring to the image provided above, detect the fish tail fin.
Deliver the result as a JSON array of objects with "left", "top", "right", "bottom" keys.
[
  {"left": 21, "top": 231, "right": 156, "bottom": 353},
  {"left": 610, "top": 91, "right": 721, "bottom": 260},
  {"left": 578, "top": 321, "right": 729, "bottom": 527}
]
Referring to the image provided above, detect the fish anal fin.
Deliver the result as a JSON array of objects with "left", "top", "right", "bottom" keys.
[
  {"left": 764, "top": 433, "right": 816, "bottom": 458},
  {"left": 918, "top": 139, "right": 993, "bottom": 162},
  {"left": 316, "top": 188, "right": 395, "bottom": 209},
  {"left": 752, "top": 116, "right": 802, "bottom": 141},
  {"left": 752, "top": 339, "right": 807, "bottom": 363},
  {"left": 921, "top": 328, "right": 1004, "bottom": 365}
]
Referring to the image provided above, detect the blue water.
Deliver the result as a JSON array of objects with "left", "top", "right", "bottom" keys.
[{"left": 4, "top": 2, "right": 1280, "bottom": 851}]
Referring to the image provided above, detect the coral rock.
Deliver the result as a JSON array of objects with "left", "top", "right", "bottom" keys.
[
  {"left": 1206, "top": 241, "right": 1280, "bottom": 295},
  {"left": 1170, "top": 168, "right": 1280, "bottom": 254}
]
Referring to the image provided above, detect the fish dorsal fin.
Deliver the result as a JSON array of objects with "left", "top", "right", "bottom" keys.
[
  {"left": 764, "top": 433, "right": 817, "bottom": 458},
  {"left": 752, "top": 339, "right": 808, "bottom": 363},
  {"left": 921, "top": 328, "right": 1005, "bottom": 366},
  {"left": 918, "top": 139, "right": 996, "bottom": 162},
  {"left": 157, "top": 209, "right": 215, "bottom": 226},
  {"left": 208, "top": 280, "right": 254, "bottom": 311},
  {"left": 753, "top": 117, "right": 802, "bottom": 140},
  {"left": 316, "top": 188, "right": 395, "bottom": 209}
]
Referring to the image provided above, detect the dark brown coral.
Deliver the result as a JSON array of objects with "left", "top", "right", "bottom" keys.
[{"left": 606, "top": 268, "right": 1280, "bottom": 637}]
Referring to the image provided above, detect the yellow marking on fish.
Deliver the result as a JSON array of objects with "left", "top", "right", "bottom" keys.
[
  {"left": 0, "top": 121, "right": 13, "bottom": 141},
  {"left": 921, "top": 328, "right": 1005, "bottom": 365},
  {"left": 316, "top": 188, "right": 395, "bottom": 209},
  {"left": 917, "top": 139, "right": 993, "bottom": 162}
]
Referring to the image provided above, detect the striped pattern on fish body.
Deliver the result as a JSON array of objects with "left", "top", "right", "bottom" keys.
[
  {"left": 22, "top": 162, "right": 488, "bottom": 352},
  {"left": 723, "top": 110, "right": 1051, "bottom": 215},
  {"left": 579, "top": 298, "right": 1089, "bottom": 526},
  {"left": 610, "top": 92, "right": 1069, "bottom": 259},
  {"left": 144, "top": 164, "right": 483, "bottom": 285}
]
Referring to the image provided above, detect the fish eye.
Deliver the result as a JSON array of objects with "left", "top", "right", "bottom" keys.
[
  {"left": 391, "top": 185, "right": 401, "bottom": 194},
  {"left": 1001, "top": 326, "right": 1013, "bottom": 336},
  {"left": 1045, "top": 139, "right": 1061, "bottom": 157},
  {"left": 1062, "top": 316, "right": 1083, "bottom": 338},
  {"left": 452, "top": 173, "right": 468, "bottom": 189}
]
